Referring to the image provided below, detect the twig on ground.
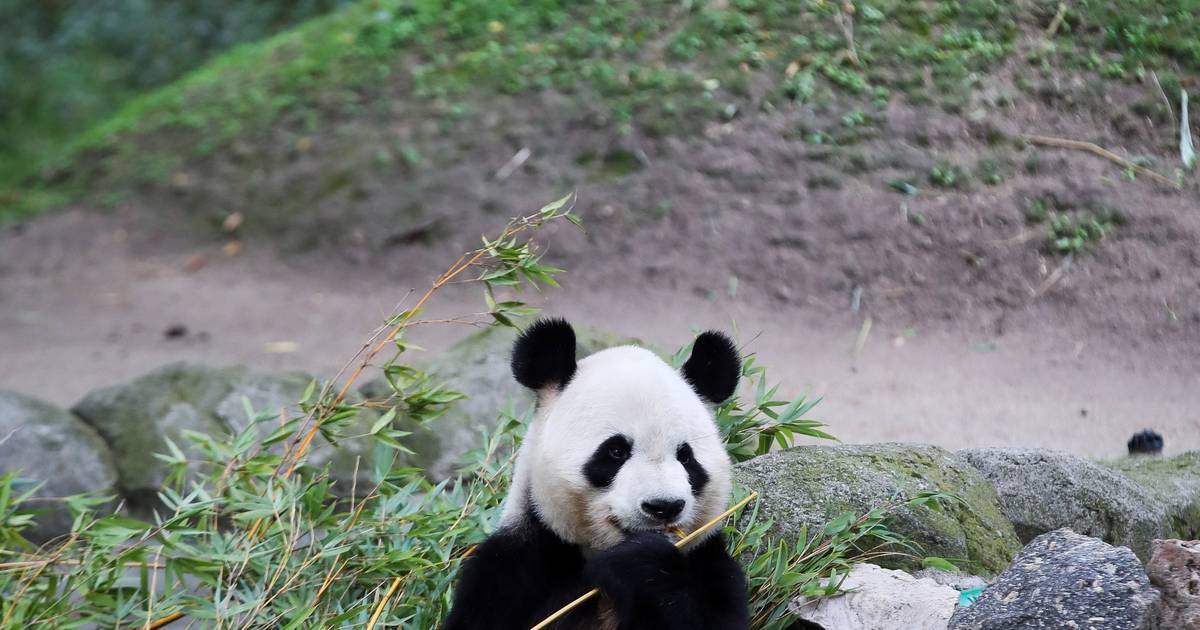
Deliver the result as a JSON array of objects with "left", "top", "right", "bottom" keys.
[
  {"left": 834, "top": 4, "right": 860, "bottom": 67},
  {"left": 1022, "top": 134, "right": 1181, "bottom": 189},
  {"left": 1045, "top": 2, "right": 1069, "bottom": 37},
  {"left": 1031, "top": 252, "right": 1074, "bottom": 300},
  {"left": 1151, "top": 71, "right": 1178, "bottom": 130},
  {"left": 495, "top": 147, "right": 531, "bottom": 180}
]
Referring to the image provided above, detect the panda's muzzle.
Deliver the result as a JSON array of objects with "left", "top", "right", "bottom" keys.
[{"left": 641, "top": 498, "right": 685, "bottom": 522}]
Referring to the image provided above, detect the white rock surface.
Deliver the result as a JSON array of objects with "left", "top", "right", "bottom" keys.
[{"left": 791, "top": 563, "right": 958, "bottom": 630}]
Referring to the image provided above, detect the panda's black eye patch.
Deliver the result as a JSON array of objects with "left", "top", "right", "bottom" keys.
[
  {"left": 676, "top": 443, "right": 709, "bottom": 496},
  {"left": 584, "top": 435, "right": 632, "bottom": 488}
]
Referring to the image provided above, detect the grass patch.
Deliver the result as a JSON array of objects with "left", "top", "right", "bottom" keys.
[
  {"left": 6, "top": 0, "right": 1197, "bottom": 221},
  {"left": 3, "top": 0, "right": 1027, "bottom": 220}
]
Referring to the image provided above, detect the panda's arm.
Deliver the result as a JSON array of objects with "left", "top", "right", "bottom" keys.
[
  {"left": 444, "top": 523, "right": 592, "bottom": 630},
  {"left": 684, "top": 533, "right": 750, "bottom": 628},
  {"left": 585, "top": 532, "right": 748, "bottom": 630}
]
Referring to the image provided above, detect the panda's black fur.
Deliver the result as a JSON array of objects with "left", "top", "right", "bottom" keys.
[{"left": 445, "top": 320, "right": 749, "bottom": 630}]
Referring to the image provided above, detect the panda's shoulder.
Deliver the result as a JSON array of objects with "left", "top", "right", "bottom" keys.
[{"left": 469, "top": 511, "right": 584, "bottom": 573}]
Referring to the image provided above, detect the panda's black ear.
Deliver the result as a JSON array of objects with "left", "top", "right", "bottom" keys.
[
  {"left": 512, "top": 318, "right": 577, "bottom": 392},
  {"left": 682, "top": 331, "right": 740, "bottom": 404}
]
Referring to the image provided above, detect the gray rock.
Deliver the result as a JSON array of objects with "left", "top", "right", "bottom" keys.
[
  {"left": 361, "top": 323, "right": 645, "bottom": 479},
  {"left": 1145, "top": 539, "right": 1200, "bottom": 629},
  {"left": 948, "top": 528, "right": 1160, "bottom": 630},
  {"left": 1108, "top": 452, "right": 1200, "bottom": 543},
  {"left": 0, "top": 391, "right": 119, "bottom": 543},
  {"left": 912, "top": 568, "right": 989, "bottom": 592},
  {"left": 791, "top": 563, "right": 958, "bottom": 630},
  {"left": 72, "top": 363, "right": 370, "bottom": 512},
  {"left": 960, "top": 448, "right": 1200, "bottom": 560},
  {"left": 733, "top": 443, "right": 1021, "bottom": 575}
]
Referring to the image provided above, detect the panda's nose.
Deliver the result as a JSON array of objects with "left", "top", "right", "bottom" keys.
[{"left": 641, "top": 498, "right": 685, "bottom": 522}]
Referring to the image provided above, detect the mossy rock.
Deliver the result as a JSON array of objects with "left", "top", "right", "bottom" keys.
[
  {"left": 961, "top": 448, "right": 1200, "bottom": 561},
  {"left": 1107, "top": 451, "right": 1200, "bottom": 544},
  {"left": 361, "top": 323, "right": 646, "bottom": 480},
  {"left": 0, "top": 391, "right": 119, "bottom": 543},
  {"left": 733, "top": 443, "right": 1020, "bottom": 576},
  {"left": 72, "top": 362, "right": 371, "bottom": 513}
]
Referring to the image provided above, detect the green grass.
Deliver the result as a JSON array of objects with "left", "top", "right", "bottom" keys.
[
  {"left": 0, "top": 0, "right": 1025, "bottom": 220},
  {"left": 3, "top": 0, "right": 1197, "bottom": 222}
]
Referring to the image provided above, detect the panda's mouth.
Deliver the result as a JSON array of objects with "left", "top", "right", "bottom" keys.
[{"left": 605, "top": 515, "right": 682, "bottom": 540}]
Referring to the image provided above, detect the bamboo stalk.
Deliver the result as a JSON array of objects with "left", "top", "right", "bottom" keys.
[
  {"left": 529, "top": 491, "right": 759, "bottom": 630},
  {"left": 143, "top": 612, "right": 183, "bottom": 630},
  {"left": 366, "top": 577, "right": 404, "bottom": 630}
]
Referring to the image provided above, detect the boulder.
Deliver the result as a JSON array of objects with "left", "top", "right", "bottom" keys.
[
  {"left": 361, "top": 323, "right": 644, "bottom": 479},
  {"left": 948, "top": 529, "right": 1160, "bottom": 629},
  {"left": 960, "top": 448, "right": 1164, "bottom": 559},
  {"left": 72, "top": 363, "right": 370, "bottom": 512},
  {"left": 791, "top": 563, "right": 958, "bottom": 630},
  {"left": 961, "top": 448, "right": 1200, "bottom": 559},
  {"left": 1109, "top": 452, "right": 1200, "bottom": 543},
  {"left": 0, "top": 391, "right": 119, "bottom": 543},
  {"left": 1145, "top": 539, "right": 1200, "bottom": 629},
  {"left": 733, "top": 443, "right": 1021, "bottom": 575}
]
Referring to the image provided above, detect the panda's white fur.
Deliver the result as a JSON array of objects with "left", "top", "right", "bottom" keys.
[{"left": 501, "top": 345, "right": 732, "bottom": 551}]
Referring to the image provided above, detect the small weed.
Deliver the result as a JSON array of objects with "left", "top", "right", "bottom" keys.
[
  {"left": 820, "top": 64, "right": 870, "bottom": 94},
  {"left": 1046, "top": 210, "right": 1120, "bottom": 253},
  {"left": 975, "top": 158, "right": 1005, "bottom": 185},
  {"left": 399, "top": 145, "right": 423, "bottom": 168},
  {"left": 841, "top": 110, "right": 869, "bottom": 128},
  {"left": 887, "top": 178, "right": 919, "bottom": 196},
  {"left": 929, "top": 162, "right": 967, "bottom": 188},
  {"left": 1024, "top": 196, "right": 1052, "bottom": 224}
]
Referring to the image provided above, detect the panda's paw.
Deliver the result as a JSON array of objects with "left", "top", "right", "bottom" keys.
[{"left": 585, "top": 531, "right": 685, "bottom": 599}]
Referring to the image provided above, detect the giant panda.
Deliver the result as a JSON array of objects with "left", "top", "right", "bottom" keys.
[{"left": 445, "top": 318, "right": 749, "bottom": 630}]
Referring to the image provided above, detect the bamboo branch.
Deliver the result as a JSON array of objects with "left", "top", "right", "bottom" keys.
[
  {"left": 529, "top": 492, "right": 759, "bottom": 630},
  {"left": 366, "top": 577, "right": 404, "bottom": 630}
]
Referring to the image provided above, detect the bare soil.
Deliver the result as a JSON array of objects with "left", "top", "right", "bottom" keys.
[{"left": 2, "top": 67, "right": 1199, "bottom": 459}]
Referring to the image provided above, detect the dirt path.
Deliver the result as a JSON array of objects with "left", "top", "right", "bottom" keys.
[{"left": 3, "top": 210, "right": 1196, "bottom": 460}]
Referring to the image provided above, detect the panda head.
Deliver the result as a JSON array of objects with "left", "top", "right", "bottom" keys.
[{"left": 507, "top": 318, "right": 740, "bottom": 551}]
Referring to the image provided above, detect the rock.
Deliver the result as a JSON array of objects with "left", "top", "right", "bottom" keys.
[
  {"left": 948, "top": 528, "right": 1160, "bottom": 630},
  {"left": 0, "top": 391, "right": 119, "bottom": 543},
  {"left": 912, "top": 568, "right": 989, "bottom": 592},
  {"left": 791, "top": 563, "right": 958, "bottom": 630},
  {"left": 960, "top": 448, "right": 1161, "bottom": 557},
  {"left": 1145, "top": 539, "right": 1200, "bottom": 629},
  {"left": 72, "top": 363, "right": 370, "bottom": 512},
  {"left": 733, "top": 443, "right": 1021, "bottom": 575},
  {"left": 1108, "top": 452, "right": 1200, "bottom": 543},
  {"left": 361, "top": 323, "right": 645, "bottom": 479},
  {"left": 961, "top": 448, "right": 1200, "bottom": 559}
]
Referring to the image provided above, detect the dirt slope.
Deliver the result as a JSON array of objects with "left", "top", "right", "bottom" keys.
[{"left": 2, "top": 3, "right": 1199, "bottom": 459}]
